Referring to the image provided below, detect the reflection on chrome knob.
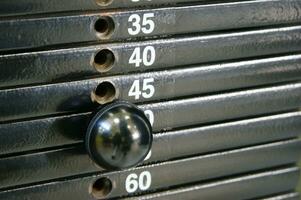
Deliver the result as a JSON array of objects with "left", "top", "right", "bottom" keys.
[{"left": 85, "top": 101, "right": 153, "bottom": 170}]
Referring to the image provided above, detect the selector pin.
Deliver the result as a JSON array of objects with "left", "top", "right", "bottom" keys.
[{"left": 85, "top": 101, "right": 153, "bottom": 170}]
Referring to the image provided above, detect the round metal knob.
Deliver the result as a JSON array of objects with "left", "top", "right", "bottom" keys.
[{"left": 85, "top": 101, "right": 153, "bottom": 170}]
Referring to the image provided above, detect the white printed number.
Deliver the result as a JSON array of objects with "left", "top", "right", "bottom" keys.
[
  {"left": 125, "top": 171, "right": 152, "bottom": 193},
  {"left": 144, "top": 110, "right": 154, "bottom": 126},
  {"left": 129, "top": 46, "right": 156, "bottom": 67},
  {"left": 128, "top": 13, "right": 155, "bottom": 35},
  {"left": 143, "top": 109, "right": 154, "bottom": 161},
  {"left": 144, "top": 150, "right": 152, "bottom": 161},
  {"left": 128, "top": 78, "right": 155, "bottom": 100}
]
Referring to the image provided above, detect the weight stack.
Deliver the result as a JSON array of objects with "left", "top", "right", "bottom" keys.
[{"left": 0, "top": 0, "right": 301, "bottom": 199}]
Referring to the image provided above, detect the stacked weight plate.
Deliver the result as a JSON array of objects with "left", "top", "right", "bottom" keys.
[{"left": 1, "top": 0, "right": 301, "bottom": 199}]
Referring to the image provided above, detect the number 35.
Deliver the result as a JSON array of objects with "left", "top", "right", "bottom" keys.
[{"left": 128, "top": 13, "right": 155, "bottom": 35}]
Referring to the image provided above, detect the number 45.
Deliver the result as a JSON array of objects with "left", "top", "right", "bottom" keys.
[{"left": 128, "top": 78, "right": 155, "bottom": 100}]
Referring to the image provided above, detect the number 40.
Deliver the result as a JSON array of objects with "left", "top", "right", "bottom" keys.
[{"left": 129, "top": 46, "right": 156, "bottom": 67}]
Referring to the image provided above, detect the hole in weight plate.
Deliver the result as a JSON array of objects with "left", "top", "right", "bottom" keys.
[
  {"left": 94, "top": 16, "right": 115, "bottom": 39},
  {"left": 92, "top": 81, "right": 117, "bottom": 104},
  {"left": 91, "top": 177, "right": 113, "bottom": 198},
  {"left": 95, "top": 0, "right": 113, "bottom": 6},
  {"left": 93, "top": 49, "right": 115, "bottom": 72}
]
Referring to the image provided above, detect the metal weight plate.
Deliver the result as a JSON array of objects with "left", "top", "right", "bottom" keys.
[
  {"left": 122, "top": 168, "right": 300, "bottom": 200},
  {"left": 0, "top": 0, "right": 301, "bottom": 51},
  {"left": 1, "top": 25, "right": 301, "bottom": 88},
  {"left": 0, "top": 167, "right": 298, "bottom": 200},
  {"left": 260, "top": 193, "right": 300, "bottom": 200},
  {"left": 0, "top": 139, "right": 299, "bottom": 192},
  {"left": 0, "top": 1, "right": 300, "bottom": 200},
  {"left": 1, "top": 81, "right": 301, "bottom": 123},
  {"left": 0, "top": 140, "right": 299, "bottom": 198},
  {"left": 1, "top": 26, "right": 301, "bottom": 88},
  {"left": 0, "top": 0, "right": 250, "bottom": 17},
  {"left": 0, "top": 110, "right": 300, "bottom": 157},
  {"left": 0, "top": 168, "right": 298, "bottom": 200}
]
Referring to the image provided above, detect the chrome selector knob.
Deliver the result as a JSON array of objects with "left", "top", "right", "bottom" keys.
[{"left": 85, "top": 101, "right": 153, "bottom": 170}]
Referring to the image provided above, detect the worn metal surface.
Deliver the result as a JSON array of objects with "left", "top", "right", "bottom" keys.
[
  {"left": 0, "top": 166, "right": 297, "bottom": 200},
  {"left": 260, "top": 193, "right": 300, "bottom": 200},
  {"left": 0, "top": 110, "right": 300, "bottom": 157},
  {"left": 0, "top": 0, "right": 243, "bottom": 17},
  {"left": 0, "top": 168, "right": 298, "bottom": 200},
  {"left": 1, "top": 25, "right": 301, "bottom": 87},
  {"left": 2, "top": 27, "right": 301, "bottom": 89},
  {"left": 1, "top": 0, "right": 301, "bottom": 51},
  {"left": 123, "top": 169, "right": 300, "bottom": 200},
  {"left": 0, "top": 141, "right": 299, "bottom": 198},
  {"left": 0, "top": 1, "right": 300, "bottom": 200},
  {"left": 1, "top": 81, "right": 301, "bottom": 123}
]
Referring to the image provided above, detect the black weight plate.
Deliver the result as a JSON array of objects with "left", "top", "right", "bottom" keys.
[
  {"left": 1, "top": 26, "right": 301, "bottom": 88},
  {"left": 122, "top": 169, "right": 300, "bottom": 200},
  {"left": 0, "top": 168, "right": 298, "bottom": 200},
  {"left": 0, "top": 139, "right": 299, "bottom": 192},
  {"left": 0, "top": 0, "right": 301, "bottom": 51},
  {"left": 0, "top": 0, "right": 253, "bottom": 17},
  {"left": 0, "top": 110, "right": 300, "bottom": 158},
  {"left": 260, "top": 193, "right": 300, "bottom": 200},
  {"left": 0, "top": 82, "right": 301, "bottom": 123}
]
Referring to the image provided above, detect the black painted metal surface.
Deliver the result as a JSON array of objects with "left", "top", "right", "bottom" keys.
[
  {"left": 0, "top": 0, "right": 301, "bottom": 199},
  {"left": 0, "top": 167, "right": 297, "bottom": 200},
  {"left": 1, "top": 110, "right": 300, "bottom": 157},
  {"left": 123, "top": 168, "right": 300, "bottom": 200},
  {"left": 1, "top": 81, "right": 301, "bottom": 123},
  {"left": 2, "top": 31, "right": 301, "bottom": 88},
  {"left": 0, "top": 0, "right": 301, "bottom": 51},
  {"left": 0, "top": 0, "right": 242, "bottom": 17},
  {"left": 0, "top": 139, "right": 299, "bottom": 193},
  {"left": 2, "top": 26, "right": 301, "bottom": 89},
  {"left": 261, "top": 193, "right": 300, "bottom": 200}
]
